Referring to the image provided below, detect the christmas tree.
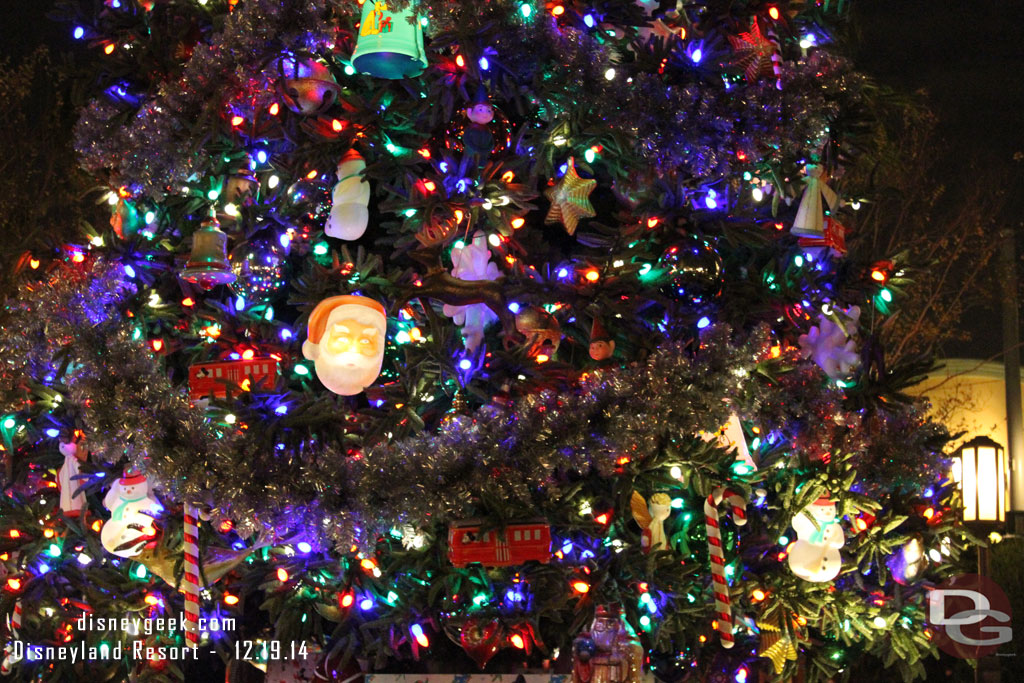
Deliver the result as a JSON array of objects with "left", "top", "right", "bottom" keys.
[{"left": 0, "top": 1, "right": 975, "bottom": 681}]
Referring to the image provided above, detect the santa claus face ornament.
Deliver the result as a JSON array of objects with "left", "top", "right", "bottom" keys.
[{"left": 302, "top": 295, "right": 387, "bottom": 396}]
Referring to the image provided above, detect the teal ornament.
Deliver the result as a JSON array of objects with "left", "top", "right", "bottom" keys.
[{"left": 351, "top": 2, "right": 427, "bottom": 79}]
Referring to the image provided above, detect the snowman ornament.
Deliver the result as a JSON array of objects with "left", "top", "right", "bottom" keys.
[
  {"left": 325, "top": 150, "right": 370, "bottom": 241},
  {"left": 787, "top": 496, "right": 845, "bottom": 582},
  {"left": 101, "top": 472, "right": 164, "bottom": 558}
]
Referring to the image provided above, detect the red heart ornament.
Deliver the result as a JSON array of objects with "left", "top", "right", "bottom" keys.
[{"left": 447, "top": 618, "right": 505, "bottom": 669}]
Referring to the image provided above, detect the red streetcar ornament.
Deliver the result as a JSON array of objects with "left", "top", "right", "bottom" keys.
[
  {"left": 447, "top": 519, "right": 552, "bottom": 568},
  {"left": 189, "top": 358, "right": 279, "bottom": 400}
]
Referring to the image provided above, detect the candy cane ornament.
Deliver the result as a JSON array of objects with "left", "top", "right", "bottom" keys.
[
  {"left": 771, "top": 51, "right": 783, "bottom": 90},
  {"left": 1, "top": 599, "right": 23, "bottom": 674},
  {"left": 182, "top": 504, "right": 201, "bottom": 648},
  {"left": 704, "top": 487, "right": 748, "bottom": 648}
]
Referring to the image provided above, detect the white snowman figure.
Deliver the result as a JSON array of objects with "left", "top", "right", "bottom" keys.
[
  {"left": 325, "top": 150, "right": 370, "bottom": 240},
  {"left": 787, "top": 496, "right": 845, "bottom": 582},
  {"left": 101, "top": 472, "right": 164, "bottom": 558},
  {"left": 57, "top": 439, "right": 87, "bottom": 517}
]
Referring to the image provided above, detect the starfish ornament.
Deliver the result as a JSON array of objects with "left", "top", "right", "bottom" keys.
[
  {"left": 544, "top": 157, "right": 596, "bottom": 235},
  {"left": 756, "top": 612, "right": 798, "bottom": 674},
  {"left": 728, "top": 18, "right": 778, "bottom": 81}
]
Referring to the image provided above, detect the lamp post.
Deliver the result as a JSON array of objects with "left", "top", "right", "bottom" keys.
[
  {"left": 951, "top": 436, "right": 1007, "bottom": 683},
  {"left": 952, "top": 436, "right": 1007, "bottom": 525}
]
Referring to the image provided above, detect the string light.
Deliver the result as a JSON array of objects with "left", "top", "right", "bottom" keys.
[{"left": 411, "top": 624, "right": 429, "bottom": 648}]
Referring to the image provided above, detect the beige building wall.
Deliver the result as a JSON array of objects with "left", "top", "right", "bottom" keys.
[
  {"left": 910, "top": 359, "right": 1024, "bottom": 516},
  {"left": 909, "top": 359, "right": 1024, "bottom": 453}
]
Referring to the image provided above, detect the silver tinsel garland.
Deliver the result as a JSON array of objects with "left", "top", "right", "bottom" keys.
[{"left": 0, "top": 260, "right": 788, "bottom": 551}]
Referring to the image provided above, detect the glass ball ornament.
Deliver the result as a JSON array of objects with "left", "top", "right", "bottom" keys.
[
  {"left": 441, "top": 106, "right": 512, "bottom": 159},
  {"left": 886, "top": 536, "right": 928, "bottom": 585},
  {"left": 573, "top": 635, "right": 597, "bottom": 663},
  {"left": 647, "top": 648, "right": 697, "bottom": 683},
  {"left": 229, "top": 238, "right": 287, "bottom": 304},
  {"left": 659, "top": 235, "right": 723, "bottom": 302},
  {"left": 287, "top": 177, "right": 330, "bottom": 214}
]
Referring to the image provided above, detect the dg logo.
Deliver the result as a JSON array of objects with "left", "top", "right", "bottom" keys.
[{"left": 928, "top": 573, "right": 1013, "bottom": 658}]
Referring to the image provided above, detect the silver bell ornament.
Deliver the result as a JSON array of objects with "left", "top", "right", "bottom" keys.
[
  {"left": 277, "top": 55, "right": 341, "bottom": 116},
  {"left": 181, "top": 216, "right": 236, "bottom": 289}
]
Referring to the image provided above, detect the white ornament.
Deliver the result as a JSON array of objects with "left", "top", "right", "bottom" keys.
[
  {"left": 325, "top": 150, "right": 370, "bottom": 240},
  {"left": 791, "top": 165, "right": 839, "bottom": 238},
  {"left": 798, "top": 306, "right": 860, "bottom": 379},
  {"left": 302, "top": 295, "right": 387, "bottom": 396},
  {"left": 399, "top": 525, "right": 428, "bottom": 550},
  {"left": 101, "top": 472, "right": 164, "bottom": 558},
  {"left": 787, "top": 496, "right": 845, "bottom": 582},
  {"left": 442, "top": 233, "right": 500, "bottom": 352},
  {"left": 57, "top": 441, "right": 87, "bottom": 517},
  {"left": 701, "top": 412, "right": 757, "bottom": 473}
]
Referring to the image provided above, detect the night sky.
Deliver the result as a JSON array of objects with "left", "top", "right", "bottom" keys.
[
  {"left": 3, "top": 0, "right": 1022, "bottom": 358},
  {"left": 854, "top": 0, "right": 1024, "bottom": 185}
]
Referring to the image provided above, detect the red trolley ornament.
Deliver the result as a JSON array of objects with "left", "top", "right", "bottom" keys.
[
  {"left": 189, "top": 357, "right": 279, "bottom": 400},
  {"left": 447, "top": 519, "right": 552, "bottom": 568}
]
